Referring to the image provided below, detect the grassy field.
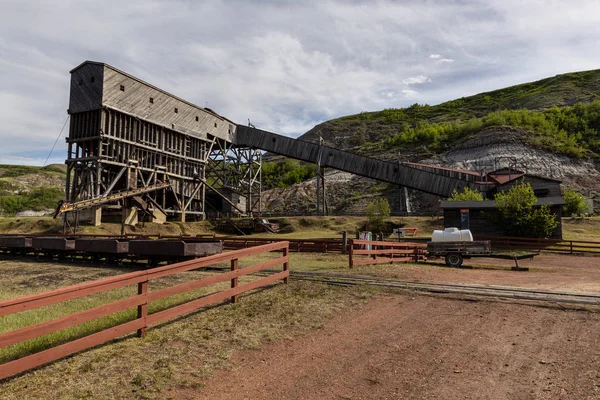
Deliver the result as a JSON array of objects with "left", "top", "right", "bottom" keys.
[
  {"left": 1, "top": 215, "right": 599, "bottom": 242},
  {"left": 1, "top": 221, "right": 598, "bottom": 399},
  {"left": 0, "top": 215, "right": 443, "bottom": 239},
  {"left": 0, "top": 257, "right": 376, "bottom": 399},
  {"left": 561, "top": 217, "right": 600, "bottom": 240}
]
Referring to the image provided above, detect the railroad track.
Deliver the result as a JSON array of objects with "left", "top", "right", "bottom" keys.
[{"left": 281, "top": 270, "right": 600, "bottom": 307}]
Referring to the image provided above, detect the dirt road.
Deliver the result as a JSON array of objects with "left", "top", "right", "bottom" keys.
[
  {"left": 191, "top": 295, "right": 600, "bottom": 400},
  {"left": 354, "top": 253, "right": 600, "bottom": 293}
]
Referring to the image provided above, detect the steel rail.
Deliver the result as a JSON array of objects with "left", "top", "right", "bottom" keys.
[
  {"left": 281, "top": 271, "right": 600, "bottom": 307},
  {"left": 289, "top": 271, "right": 600, "bottom": 299}
]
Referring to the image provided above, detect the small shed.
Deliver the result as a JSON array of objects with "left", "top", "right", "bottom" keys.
[{"left": 441, "top": 170, "right": 565, "bottom": 239}]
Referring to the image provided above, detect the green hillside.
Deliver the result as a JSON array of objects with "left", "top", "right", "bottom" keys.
[
  {"left": 303, "top": 69, "right": 600, "bottom": 158},
  {"left": 0, "top": 164, "right": 66, "bottom": 215}
]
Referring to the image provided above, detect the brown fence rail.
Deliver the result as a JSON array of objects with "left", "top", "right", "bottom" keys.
[
  {"left": 475, "top": 235, "right": 600, "bottom": 255},
  {"left": 349, "top": 240, "right": 427, "bottom": 268},
  {"left": 222, "top": 238, "right": 344, "bottom": 253},
  {"left": 0, "top": 241, "right": 289, "bottom": 380}
]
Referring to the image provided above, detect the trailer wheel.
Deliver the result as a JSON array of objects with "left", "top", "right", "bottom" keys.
[{"left": 445, "top": 253, "right": 463, "bottom": 267}]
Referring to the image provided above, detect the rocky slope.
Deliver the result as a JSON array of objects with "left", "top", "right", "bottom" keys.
[
  {"left": 261, "top": 69, "right": 600, "bottom": 215},
  {"left": 261, "top": 125, "right": 600, "bottom": 215}
]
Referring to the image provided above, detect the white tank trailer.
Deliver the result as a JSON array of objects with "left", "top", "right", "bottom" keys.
[
  {"left": 431, "top": 227, "right": 474, "bottom": 242},
  {"left": 426, "top": 227, "right": 536, "bottom": 269}
]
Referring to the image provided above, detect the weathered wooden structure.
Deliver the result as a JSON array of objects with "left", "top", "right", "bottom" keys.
[
  {"left": 235, "top": 125, "right": 489, "bottom": 198},
  {"left": 64, "top": 61, "right": 563, "bottom": 232},
  {"left": 65, "top": 61, "right": 258, "bottom": 226}
]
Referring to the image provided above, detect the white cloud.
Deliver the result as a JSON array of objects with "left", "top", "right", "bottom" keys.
[
  {"left": 1, "top": 0, "right": 600, "bottom": 164},
  {"left": 402, "top": 75, "right": 431, "bottom": 85},
  {"left": 401, "top": 89, "right": 420, "bottom": 98},
  {"left": 429, "top": 54, "right": 453, "bottom": 63}
]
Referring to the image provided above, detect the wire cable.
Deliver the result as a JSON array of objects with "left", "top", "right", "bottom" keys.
[{"left": 43, "top": 115, "right": 69, "bottom": 166}]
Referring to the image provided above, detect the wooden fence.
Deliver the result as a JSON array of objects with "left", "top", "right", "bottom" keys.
[
  {"left": 0, "top": 241, "right": 289, "bottom": 380},
  {"left": 222, "top": 238, "right": 344, "bottom": 253},
  {"left": 475, "top": 235, "right": 600, "bottom": 255},
  {"left": 349, "top": 240, "right": 427, "bottom": 268}
]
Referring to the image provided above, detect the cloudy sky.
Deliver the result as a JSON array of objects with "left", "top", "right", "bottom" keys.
[{"left": 2, "top": 0, "right": 600, "bottom": 165}]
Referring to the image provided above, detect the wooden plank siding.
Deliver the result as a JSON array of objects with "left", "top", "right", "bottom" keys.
[{"left": 70, "top": 61, "right": 234, "bottom": 143}]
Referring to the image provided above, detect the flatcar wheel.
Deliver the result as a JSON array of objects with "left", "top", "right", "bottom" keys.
[{"left": 445, "top": 253, "right": 463, "bottom": 268}]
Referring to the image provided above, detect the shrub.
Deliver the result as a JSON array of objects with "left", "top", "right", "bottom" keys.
[
  {"left": 562, "top": 188, "right": 590, "bottom": 216},
  {"left": 262, "top": 159, "right": 317, "bottom": 189},
  {"left": 0, "top": 186, "right": 63, "bottom": 215},
  {"left": 382, "top": 99, "right": 600, "bottom": 158},
  {"left": 366, "top": 198, "right": 391, "bottom": 232},
  {"left": 493, "top": 182, "right": 558, "bottom": 238},
  {"left": 448, "top": 187, "right": 484, "bottom": 201}
]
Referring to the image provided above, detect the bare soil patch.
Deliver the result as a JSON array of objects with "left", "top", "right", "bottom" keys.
[
  {"left": 349, "top": 253, "right": 600, "bottom": 293},
  {"left": 194, "top": 295, "right": 600, "bottom": 400}
]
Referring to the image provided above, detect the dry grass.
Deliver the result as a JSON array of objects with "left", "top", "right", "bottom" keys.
[
  {"left": 0, "top": 217, "right": 62, "bottom": 235},
  {"left": 0, "top": 257, "right": 376, "bottom": 399},
  {"left": 562, "top": 216, "right": 600, "bottom": 241},
  {"left": 4, "top": 215, "right": 600, "bottom": 244},
  {"left": 251, "top": 216, "right": 443, "bottom": 240},
  {"left": 243, "top": 251, "right": 518, "bottom": 278}
]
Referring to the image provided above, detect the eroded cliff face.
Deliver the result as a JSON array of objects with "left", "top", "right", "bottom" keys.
[
  {"left": 260, "top": 127, "right": 600, "bottom": 215},
  {"left": 440, "top": 127, "right": 600, "bottom": 183}
]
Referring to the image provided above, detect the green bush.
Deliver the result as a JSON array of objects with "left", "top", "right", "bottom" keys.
[
  {"left": 366, "top": 198, "right": 391, "bottom": 232},
  {"left": 0, "top": 186, "right": 63, "bottom": 215},
  {"left": 562, "top": 188, "right": 590, "bottom": 216},
  {"left": 382, "top": 100, "right": 600, "bottom": 158},
  {"left": 448, "top": 187, "right": 484, "bottom": 201},
  {"left": 493, "top": 182, "right": 558, "bottom": 238},
  {"left": 262, "top": 159, "right": 317, "bottom": 189}
]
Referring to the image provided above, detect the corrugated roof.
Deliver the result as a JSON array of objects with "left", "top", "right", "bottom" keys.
[{"left": 403, "top": 162, "right": 484, "bottom": 177}]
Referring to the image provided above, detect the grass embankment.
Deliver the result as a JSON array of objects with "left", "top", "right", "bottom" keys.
[
  {"left": 0, "top": 258, "right": 375, "bottom": 399},
  {"left": 0, "top": 217, "right": 62, "bottom": 235},
  {"left": 0, "top": 218, "right": 215, "bottom": 236},
  {"left": 308, "top": 69, "right": 600, "bottom": 158},
  {"left": 253, "top": 216, "right": 444, "bottom": 239},
  {"left": 1, "top": 214, "right": 599, "bottom": 243},
  {"left": 0, "top": 215, "right": 443, "bottom": 238}
]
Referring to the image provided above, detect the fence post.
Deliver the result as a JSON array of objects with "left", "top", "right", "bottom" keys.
[
  {"left": 283, "top": 246, "right": 289, "bottom": 284},
  {"left": 342, "top": 231, "right": 348, "bottom": 255},
  {"left": 570, "top": 241, "right": 573, "bottom": 254},
  {"left": 137, "top": 280, "right": 148, "bottom": 337},
  {"left": 349, "top": 239, "right": 354, "bottom": 268},
  {"left": 231, "top": 258, "right": 239, "bottom": 303}
]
